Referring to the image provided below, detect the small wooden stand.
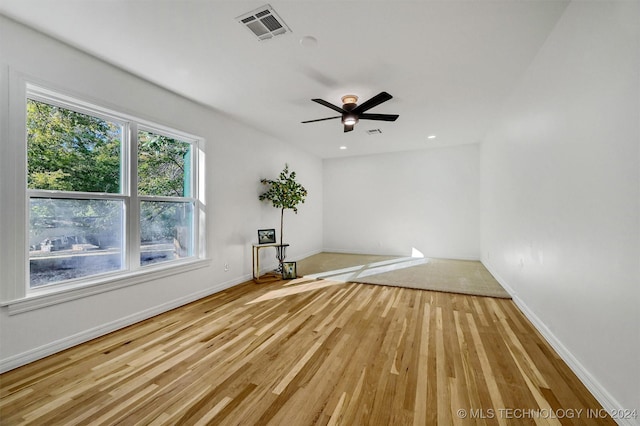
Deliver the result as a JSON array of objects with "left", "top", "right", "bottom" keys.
[{"left": 252, "top": 243, "right": 289, "bottom": 282}]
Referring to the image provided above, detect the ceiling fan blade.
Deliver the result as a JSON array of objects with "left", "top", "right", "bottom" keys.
[
  {"left": 352, "top": 92, "right": 393, "bottom": 114},
  {"left": 301, "top": 116, "right": 341, "bottom": 123},
  {"left": 312, "top": 99, "right": 346, "bottom": 114},
  {"left": 344, "top": 124, "right": 354, "bottom": 133},
  {"left": 358, "top": 113, "right": 399, "bottom": 122}
]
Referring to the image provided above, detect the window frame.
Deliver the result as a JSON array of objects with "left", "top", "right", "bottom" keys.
[
  {"left": 134, "top": 125, "right": 199, "bottom": 268},
  {"left": 0, "top": 77, "right": 208, "bottom": 312}
]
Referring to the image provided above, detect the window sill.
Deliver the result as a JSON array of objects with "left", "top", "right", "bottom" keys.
[{"left": 1, "top": 258, "right": 211, "bottom": 315}]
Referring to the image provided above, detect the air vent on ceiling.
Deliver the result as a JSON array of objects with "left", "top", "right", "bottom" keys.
[
  {"left": 366, "top": 129, "right": 383, "bottom": 135},
  {"left": 237, "top": 4, "right": 291, "bottom": 41}
]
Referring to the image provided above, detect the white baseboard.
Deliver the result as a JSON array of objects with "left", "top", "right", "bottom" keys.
[
  {"left": 322, "top": 247, "right": 406, "bottom": 256},
  {"left": 322, "top": 247, "right": 480, "bottom": 261},
  {"left": 255, "top": 248, "right": 323, "bottom": 276},
  {"left": 5, "top": 255, "right": 633, "bottom": 426},
  {"left": 290, "top": 248, "right": 323, "bottom": 261},
  {"left": 0, "top": 274, "right": 250, "bottom": 374},
  {"left": 0, "top": 249, "right": 326, "bottom": 373},
  {"left": 481, "top": 260, "right": 636, "bottom": 426}
]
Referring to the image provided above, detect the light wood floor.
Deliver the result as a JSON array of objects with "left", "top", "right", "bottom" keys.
[{"left": 0, "top": 278, "right": 613, "bottom": 425}]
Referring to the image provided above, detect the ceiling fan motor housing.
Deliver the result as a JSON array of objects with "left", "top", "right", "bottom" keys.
[
  {"left": 342, "top": 102, "right": 357, "bottom": 111},
  {"left": 341, "top": 95, "right": 358, "bottom": 124}
]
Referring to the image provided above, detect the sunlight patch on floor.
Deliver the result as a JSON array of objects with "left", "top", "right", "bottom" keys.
[
  {"left": 248, "top": 254, "right": 429, "bottom": 305},
  {"left": 303, "top": 256, "right": 428, "bottom": 283},
  {"left": 246, "top": 279, "right": 345, "bottom": 304}
]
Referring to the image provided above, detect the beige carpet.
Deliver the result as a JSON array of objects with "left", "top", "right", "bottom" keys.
[{"left": 296, "top": 252, "right": 511, "bottom": 299}]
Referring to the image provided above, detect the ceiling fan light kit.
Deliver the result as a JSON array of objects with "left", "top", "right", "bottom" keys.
[
  {"left": 343, "top": 115, "right": 358, "bottom": 126},
  {"left": 302, "top": 91, "right": 399, "bottom": 133}
]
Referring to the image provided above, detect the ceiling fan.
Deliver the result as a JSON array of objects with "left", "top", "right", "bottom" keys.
[{"left": 301, "top": 91, "right": 399, "bottom": 133}]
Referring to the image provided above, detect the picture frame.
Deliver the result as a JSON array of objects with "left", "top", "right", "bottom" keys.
[
  {"left": 257, "top": 228, "right": 276, "bottom": 244},
  {"left": 282, "top": 261, "right": 297, "bottom": 279}
]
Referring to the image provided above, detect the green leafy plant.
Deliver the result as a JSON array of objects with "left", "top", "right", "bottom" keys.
[
  {"left": 27, "top": 99, "right": 193, "bottom": 248},
  {"left": 259, "top": 164, "right": 308, "bottom": 245}
]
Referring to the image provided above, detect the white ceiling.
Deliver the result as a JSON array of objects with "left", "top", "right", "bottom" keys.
[{"left": 0, "top": 0, "right": 569, "bottom": 158}]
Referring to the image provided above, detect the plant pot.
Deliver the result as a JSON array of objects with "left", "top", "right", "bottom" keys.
[{"left": 274, "top": 244, "right": 289, "bottom": 272}]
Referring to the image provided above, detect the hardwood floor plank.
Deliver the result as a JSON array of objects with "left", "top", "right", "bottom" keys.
[
  {"left": 413, "top": 302, "right": 431, "bottom": 426},
  {"left": 467, "top": 311, "right": 509, "bottom": 426},
  {"left": 0, "top": 279, "right": 615, "bottom": 425}
]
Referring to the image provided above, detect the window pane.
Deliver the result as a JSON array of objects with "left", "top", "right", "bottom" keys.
[
  {"left": 138, "top": 131, "right": 191, "bottom": 197},
  {"left": 29, "top": 198, "right": 124, "bottom": 287},
  {"left": 27, "top": 99, "right": 122, "bottom": 193},
  {"left": 140, "top": 201, "right": 193, "bottom": 266}
]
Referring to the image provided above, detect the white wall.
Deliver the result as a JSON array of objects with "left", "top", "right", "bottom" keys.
[
  {"left": 2, "top": 2, "right": 638, "bottom": 415},
  {"left": 480, "top": 0, "right": 639, "bottom": 416},
  {"left": 323, "top": 145, "right": 480, "bottom": 259},
  {"left": 0, "top": 16, "right": 322, "bottom": 369}
]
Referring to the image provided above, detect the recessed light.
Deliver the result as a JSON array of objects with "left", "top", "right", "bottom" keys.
[
  {"left": 427, "top": 135, "right": 436, "bottom": 139},
  {"left": 300, "top": 36, "right": 318, "bottom": 48},
  {"left": 339, "top": 146, "right": 347, "bottom": 150}
]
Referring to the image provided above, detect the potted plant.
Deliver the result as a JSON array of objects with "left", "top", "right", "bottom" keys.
[{"left": 259, "top": 164, "right": 308, "bottom": 268}]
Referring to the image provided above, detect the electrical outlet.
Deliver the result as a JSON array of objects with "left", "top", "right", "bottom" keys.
[{"left": 224, "top": 263, "right": 229, "bottom": 272}]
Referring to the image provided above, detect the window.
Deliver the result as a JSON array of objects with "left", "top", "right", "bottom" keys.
[
  {"left": 26, "top": 85, "right": 201, "bottom": 291},
  {"left": 137, "top": 129, "right": 195, "bottom": 266}
]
